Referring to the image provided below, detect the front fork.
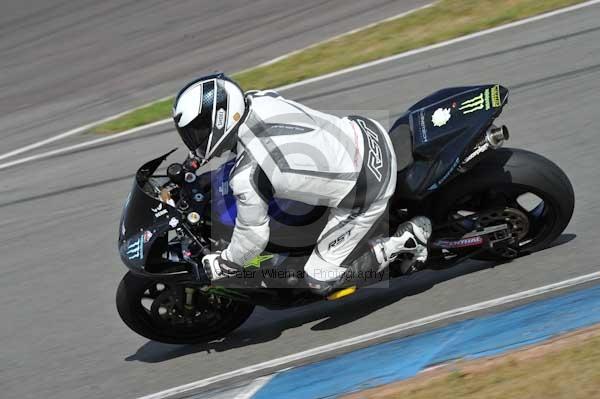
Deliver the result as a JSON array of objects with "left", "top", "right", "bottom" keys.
[{"left": 184, "top": 287, "right": 196, "bottom": 312}]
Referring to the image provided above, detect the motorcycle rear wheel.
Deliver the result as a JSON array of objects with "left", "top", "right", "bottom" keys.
[{"left": 431, "top": 148, "right": 574, "bottom": 258}]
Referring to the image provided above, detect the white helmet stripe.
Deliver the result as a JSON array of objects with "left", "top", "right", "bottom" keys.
[
  {"left": 206, "top": 79, "right": 218, "bottom": 155},
  {"left": 197, "top": 82, "right": 203, "bottom": 115},
  {"left": 206, "top": 80, "right": 229, "bottom": 158}
]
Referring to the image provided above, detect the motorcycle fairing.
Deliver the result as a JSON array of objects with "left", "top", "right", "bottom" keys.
[
  {"left": 394, "top": 85, "right": 509, "bottom": 199},
  {"left": 118, "top": 151, "right": 181, "bottom": 271}
]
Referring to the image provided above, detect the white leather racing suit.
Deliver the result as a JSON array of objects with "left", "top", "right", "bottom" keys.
[{"left": 221, "top": 90, "right": 397, "bottom": 293}]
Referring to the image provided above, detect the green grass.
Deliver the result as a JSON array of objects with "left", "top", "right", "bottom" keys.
[
  {"left": 93, "top": 0, "right": 585, "bottom": 134},
  {"left": 373, "top": 332, "right": 600, "bottom": 399},
  {"left": 93, "top": 98, "right": 173, "bottom": 134}
]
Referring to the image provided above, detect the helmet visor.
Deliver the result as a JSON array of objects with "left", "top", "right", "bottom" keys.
[{"left": 175, "top": 110, "right": 213, "bottom": 157}]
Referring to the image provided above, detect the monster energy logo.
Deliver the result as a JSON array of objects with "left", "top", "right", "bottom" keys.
[
  {"left": 126, "top": 236, "right": 144, "bottom": 260},
  {"left": 459, "top": 85, "right": 501, "bottom": 114},
  {"left": 491, "top": 85, "right": 501, "bottom": 107}
]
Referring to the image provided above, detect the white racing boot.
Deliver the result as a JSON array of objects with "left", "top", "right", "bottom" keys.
[{"left": 371, "top": 216, "right": 432, "bottom": 272}]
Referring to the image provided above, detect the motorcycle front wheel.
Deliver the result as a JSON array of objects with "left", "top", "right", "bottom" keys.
[{"left": 116, "top": 271, "right": 255, "bottom": 344}]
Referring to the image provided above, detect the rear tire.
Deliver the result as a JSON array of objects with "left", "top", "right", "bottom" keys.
[
  {"left": 116, "top": 272, "right": 255, "bottom": 344},
  {"left": 431, "top": 148, "right": 574, "bottom": 255}
]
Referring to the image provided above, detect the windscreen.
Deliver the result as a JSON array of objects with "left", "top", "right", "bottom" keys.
[{"left": 118, "top": 151, "right": 180, "bottom": 269}]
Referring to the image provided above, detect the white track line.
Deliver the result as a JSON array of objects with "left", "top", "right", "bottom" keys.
[
  {"left": 1, "top": 0, "right": 599, "bottom": 171},
  {"left": 0, "top": 119, "right": 170, "bottom": 171},
  {"left": 137, "top": 271, "right": 600, "bottom": 399},
  {"left": 0, "top": 96, "right": 172, "bottom": 163},
  {"left": 232, "top": 376, "right": 275, "bottom": 399}
]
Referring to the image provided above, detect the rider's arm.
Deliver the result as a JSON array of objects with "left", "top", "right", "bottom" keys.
[{"left": 221, "top": 155, "right": 273, "bottom": 266}]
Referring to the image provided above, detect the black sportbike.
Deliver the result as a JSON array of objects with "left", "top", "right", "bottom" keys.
[{"left": 116, "top": 85, "right": 574, "bottom": 344}]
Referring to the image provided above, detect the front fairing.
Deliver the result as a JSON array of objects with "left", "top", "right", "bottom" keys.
[
  {"left": 118, "top": 151, "right": 181, "bottom": 271},
  {"left": 118, "top": 148, "right": 328, "bottom": 275}
]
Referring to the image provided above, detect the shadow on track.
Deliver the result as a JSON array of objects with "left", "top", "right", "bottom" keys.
[{"left": 125, "top": 233, "right": 576, "bottom": 363}]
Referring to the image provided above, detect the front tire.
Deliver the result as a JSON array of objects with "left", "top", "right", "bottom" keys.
[
  {"left": 116, "top": 272, "right": 255, "bottom": 344},
  {"left": 431, "top": 148, "right": 574, "bottom": 255}
]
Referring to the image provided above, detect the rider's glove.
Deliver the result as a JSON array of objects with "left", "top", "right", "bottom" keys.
[{"left": 201, "top": 253, "right": 242, "bottom": 282}]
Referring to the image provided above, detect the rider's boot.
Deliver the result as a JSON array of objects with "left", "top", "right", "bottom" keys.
[{"left": 371, "top": 216, "right": 432, "bottom": 272}]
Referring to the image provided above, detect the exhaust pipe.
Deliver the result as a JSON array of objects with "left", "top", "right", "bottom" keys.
[
  {"left": 460, "top": 124, "right": 510, "bottom": 169},
  {"left": 486, "top": 125, "right": 509, "bottom": 148}
]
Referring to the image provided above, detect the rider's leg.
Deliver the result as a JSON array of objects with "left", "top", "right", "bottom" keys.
[
  {"left": 304, "top": 206, "right": 432, "bottom": 296},
  {"left": 304, "top": 197, "right": 389, "bottom": 296},
  {"left": 303, "top": 116, "right": 432, "bottom": 296}
]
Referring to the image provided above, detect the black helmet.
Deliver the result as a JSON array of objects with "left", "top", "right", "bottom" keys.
[{"left": 173, "top": 73, "right": 246, "bottom": 160}]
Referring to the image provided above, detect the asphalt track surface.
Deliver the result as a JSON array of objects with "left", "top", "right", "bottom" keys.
[
  {"left": 0, "top": 0, "right": 428, "bottom": 156},
  {"left": 1, "top": 4, "right": 600, "bottom": 399}
]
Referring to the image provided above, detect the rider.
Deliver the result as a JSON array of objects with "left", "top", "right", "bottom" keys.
[{"left": 172, "top": 73, "right": 432, "bottom": 296}]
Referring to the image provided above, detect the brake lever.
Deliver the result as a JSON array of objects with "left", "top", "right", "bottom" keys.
[
  {"left": 180, "top": 223, "right": 210, "bottom": 255},
  {"left": 180, "top": 234, "right": 210, "bottom": 282}
]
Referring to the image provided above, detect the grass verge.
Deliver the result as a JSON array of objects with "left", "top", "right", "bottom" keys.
[
  {"left": 343, "top": 325, "right": 600, "bottom": 399},
  {"left": 93, "top": 0, "right": 585, "bottom": 134}
]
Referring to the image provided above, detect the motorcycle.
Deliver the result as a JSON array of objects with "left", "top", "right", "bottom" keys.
[{"left": 116, "top": 85, "right": 574, "bottom": 344}]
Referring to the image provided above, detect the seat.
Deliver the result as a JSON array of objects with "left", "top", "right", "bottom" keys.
[
  {"left": 387, "top": 117, "right": 414, "bottom": 173},
  {"left": 388, "top": 114, "right": 436, "bottom": 200}
]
